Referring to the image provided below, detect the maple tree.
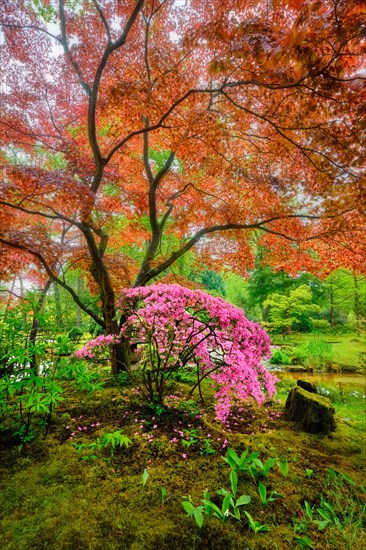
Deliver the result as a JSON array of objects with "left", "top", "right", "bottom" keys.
[{"left": 0, "top": 0, "right": 365, "bottom": 372}]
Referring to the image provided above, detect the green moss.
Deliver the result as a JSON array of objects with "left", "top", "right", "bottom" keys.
[
  {"left": 295, "top": 386, "right": 334, "bottom": 408},
  {"left": 0, "top": 376, "right": 365, "bottom": 550}
]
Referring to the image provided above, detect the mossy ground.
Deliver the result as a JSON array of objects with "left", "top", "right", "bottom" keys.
[{"left": 0, "top": 373, "right": 365, "bottom": 550}]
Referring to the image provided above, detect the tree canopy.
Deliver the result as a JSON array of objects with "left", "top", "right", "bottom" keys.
[{"left": 0, "top": 0, "right": 365, "bottom": 369}]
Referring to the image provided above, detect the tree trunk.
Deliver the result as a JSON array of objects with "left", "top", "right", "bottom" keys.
[
  {"left": 353, "top": 274, "right": 362, "bottom": 335},
  {"left": 329, "top": 276, "right": 335, "bottom": 329},
  {"left": 80, "top": 223, "right": 133, "bottom": 374},
  {"left": 76, "top": 277, "right": 83, "bottom": 328},
  {"left": 29, "top": 279, "right": 52, "bottom": 374},
  {"left": 53, "top": 281, "right": 63, "bottom": 329},
  {"left": 110, "top": 337, "right": 131, "bottom": 375}
]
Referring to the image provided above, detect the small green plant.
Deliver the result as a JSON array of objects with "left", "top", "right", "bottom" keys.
[
  {"left": 142, "top": 468, "right": 149, "bottom": 487},
  {"left": 0, "top": 371, "right": 64, "bottom": 446},
  {"left": 56, "top": 335, "right": 74, "bottom": 355},
  {"left": 294, "top": 535, "right": 313, "bottom": 549},
  {"left": 258, "top": 457, "right": 277, "bottom": 477},
  {"left": 149, "top": 396, "right": 166, "bottom": 417},
  {"left": 312, "top": 497, "right": 344, "bottom": 532},
  {"left": 277, "top": 458, "right": 289, "bottom": 477},
  {"left": 182, "top": 428, "right": 199, "bottom": 448},
  {"left": 199, "top": 438, "right": 216, "bottom": 456},
  {"left": 57, "top": 360, "right": 104, "bottom": 392},
  {"left": 244, "top": 511, "right": 270, "bottom": 533},
  {"left": 181, "top": 500, "right": 205, "bottom": 528},
  {"left": 222, "top": 448, "right": 262, "bottom": 479},
  {"left": 293, "top": 502, "right": 312, "bottom": 536},
  {"left": 257, "top": 481, "right": 283, "bottom": 506},
  {"left": 304, "top": 501, "right": 313, "bottom": 522},
  {"left": 160, "top": 486, "right": 168, "bottom": 504},
  {"left": 181, "top": 470, "right": 251, "bottom": 527},
  {"left": 293, "top": 471, "right": 365, "bottom": 550},
  {"left": 74, "top": 431, "right": 132, "bottom": 460},
  {"left": 305, "top": 469, "right": 314, "bottom": 479},
  {"left": 12, "top": 423, "right": 36, "bottom": 450}
]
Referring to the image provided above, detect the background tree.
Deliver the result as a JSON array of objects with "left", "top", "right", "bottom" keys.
[
  {"left": 0, "top": 0, "right": 365, "bottom": 372},
  {"left": 263, "top": 284, "right": 321, "bottom": 333},
  {"left": 323, "top": 269, "right": 366, "bottom": 331}
]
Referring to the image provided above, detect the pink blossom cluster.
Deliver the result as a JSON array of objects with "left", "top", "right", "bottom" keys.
[
  {"left": 116, "top": 284, "right": 277, "bottom": 422},
  {"left": 76, "top": 284, "right": 277, "bottom": 421},
  {"left": 73, "top": 333, "right": 121, "bottom": 359}
]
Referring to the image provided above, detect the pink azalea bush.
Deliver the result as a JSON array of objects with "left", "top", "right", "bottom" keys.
[{"left": 76, "top": 284, "right": 277, "bottom": 422}]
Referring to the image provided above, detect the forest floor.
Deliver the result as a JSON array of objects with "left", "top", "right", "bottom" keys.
[{"left": 0, "top": 367, "right": 365, "bottom": 550}]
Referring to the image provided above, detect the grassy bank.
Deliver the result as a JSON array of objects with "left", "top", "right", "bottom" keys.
[{"left": 271, "top": 332, "right": 366, "bottom": 371}]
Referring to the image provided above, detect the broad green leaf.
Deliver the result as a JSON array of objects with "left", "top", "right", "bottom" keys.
[
  {"left": 222, "top": 493, "right": 231, "bottom": 514},
  {"left": 258, "top": 482, "right": 267, "bottom": 504},
  {"left": 314, "top": 519, "right": 329, "bottom": 530},
  {"left": 181, "top": 501, "right": 195, "bottom": 515},
  {"left": 204, "top": 500, "right": 223, "bottom": 519},
  {"left": 235, "top": 495, "right": 251, "bottom": 506},
  {"left": 318, "top": 509, "right": 331, "bottom": 521},
  {"left": 142, "top": 468, "right": 149, "bottom": 486},
  {"left": 193, "top": 508, "right": 204, "bottom": 528},
  {"left": 230, "top": 469, "right": 238, "bottom": 497}
]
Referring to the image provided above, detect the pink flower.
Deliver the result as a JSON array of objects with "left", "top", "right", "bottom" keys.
[
  {"left": 80, "top": 284, "right": 277, "bottom": 423},
  {"left": 182, "top": 453, "right": 187, "bottom": 459}
]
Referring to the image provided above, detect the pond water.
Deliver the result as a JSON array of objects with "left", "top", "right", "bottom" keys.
[{"left": 274, "top": 369, "right": 366, "bottom": 393}]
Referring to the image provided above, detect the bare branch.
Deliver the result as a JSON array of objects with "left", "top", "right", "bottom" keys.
[{"left": 59, "top": 0, "right": 92, "bottom": 96}]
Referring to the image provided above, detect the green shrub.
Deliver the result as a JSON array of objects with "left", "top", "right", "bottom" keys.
[
  {"left": 269, "top": 349, "right": 292, "bottom": 365},
  {"left": 312, "top": 319, "right": 331, "bottom": 332},
  {"left": 68, "top": 327, "right": 84, "bottom": 342}
]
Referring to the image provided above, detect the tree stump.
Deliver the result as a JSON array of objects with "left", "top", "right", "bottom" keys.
[
  {"left": 285, "top": 386, "right": 336, "bottom": 434},
  {"left": 296, "top": 379, "right": 317, "bottom": 393}
]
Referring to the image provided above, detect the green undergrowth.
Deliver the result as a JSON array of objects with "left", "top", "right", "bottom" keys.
[{"left": 0, "top": 373, "right": 365, "bottom": 549}]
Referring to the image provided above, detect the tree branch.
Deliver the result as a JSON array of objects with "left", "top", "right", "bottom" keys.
[
  {"left": 133, "top": 210, "right": 356, "bottom": 286},
  {"left": 59, "top": 0, "right": 92, "bottom": 96},
  {"left": 0, "top": 237, "right": 105, "bottom": 327}
]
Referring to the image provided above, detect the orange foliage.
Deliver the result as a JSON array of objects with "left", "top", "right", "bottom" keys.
[{"left": 0, "top": 0, "right": 364, "bottom": 303}]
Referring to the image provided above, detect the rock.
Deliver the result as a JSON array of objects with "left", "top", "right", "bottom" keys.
[
  {"left": 285, "top": 386, "right": 336, "bottom": 434},
  {"left": 296, "top": 379, "right": 317, "bottom": 393}
]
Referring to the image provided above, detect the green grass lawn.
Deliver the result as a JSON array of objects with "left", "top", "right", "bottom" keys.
[{"left": 271, "top": 332, "right": 366, "bottom": 368}]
